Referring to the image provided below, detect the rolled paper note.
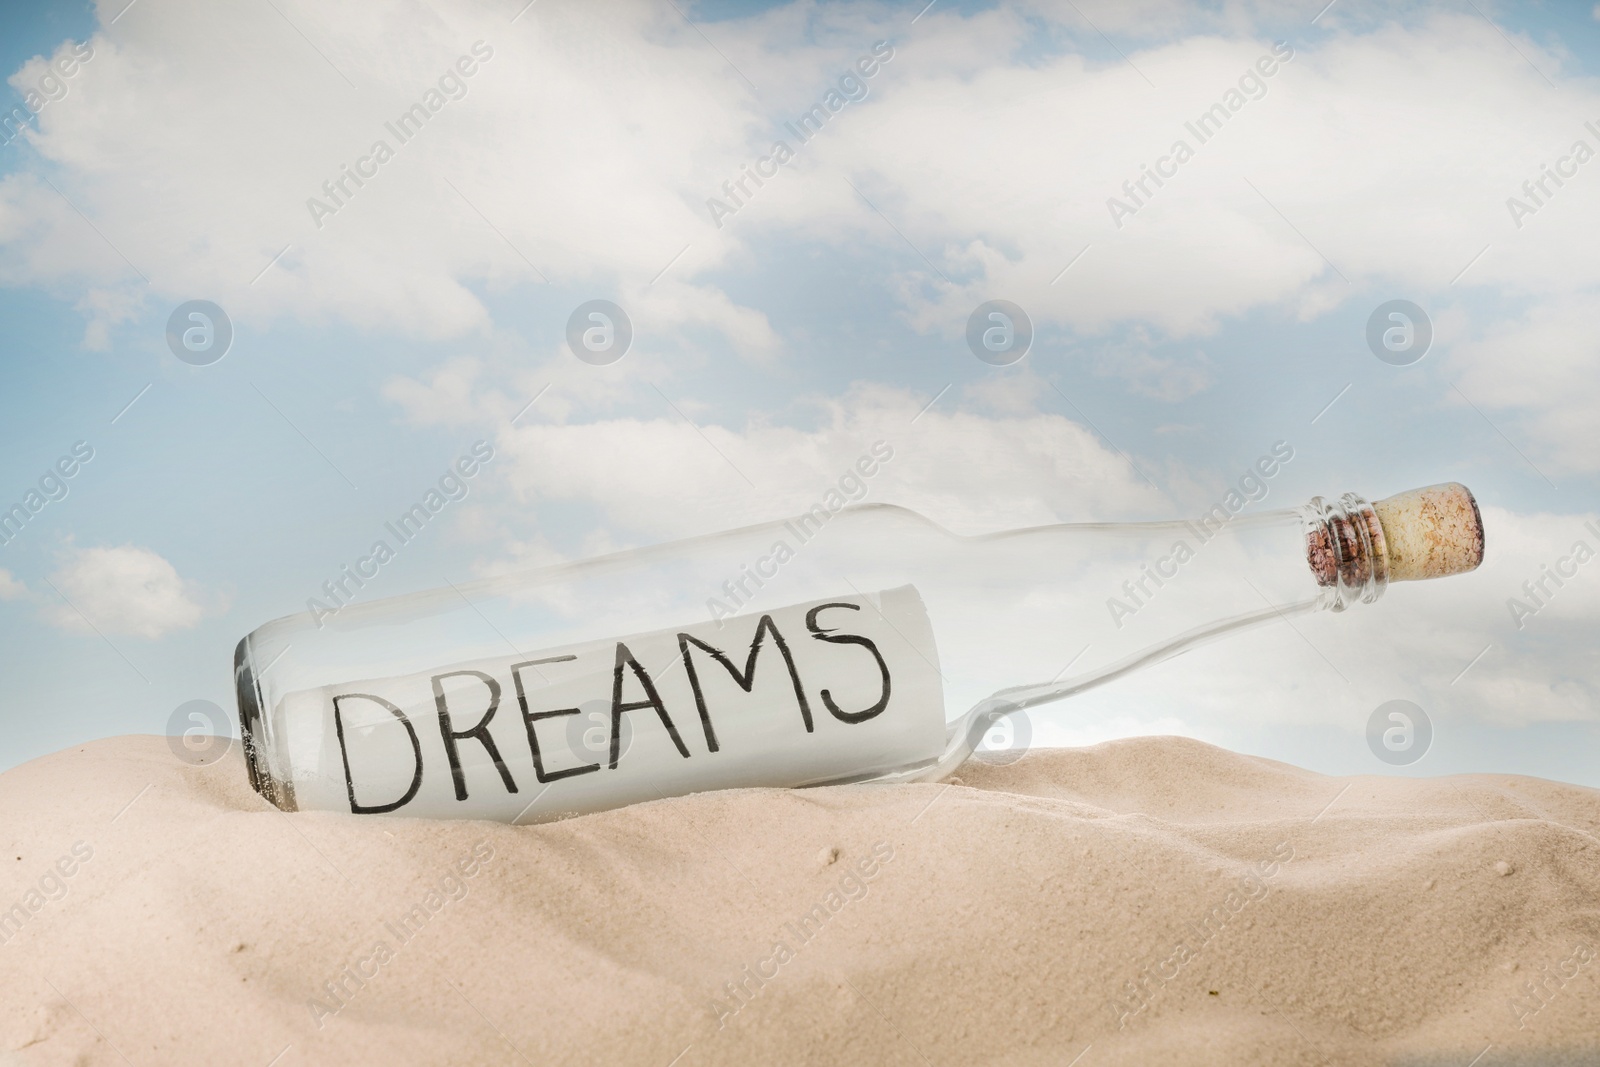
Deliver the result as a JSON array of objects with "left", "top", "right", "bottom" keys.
[{"left": 1373, "top": 483, "right": 1485, "bottom": 582}]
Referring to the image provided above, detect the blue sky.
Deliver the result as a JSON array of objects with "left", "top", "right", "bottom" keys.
[{"left": 1, "top": 0, "right": 1597, "bottom": 785}]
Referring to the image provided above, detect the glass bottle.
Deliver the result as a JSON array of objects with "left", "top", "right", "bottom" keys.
[{"left": 234, "top": 473, "right": 1483, "bottom": 822}]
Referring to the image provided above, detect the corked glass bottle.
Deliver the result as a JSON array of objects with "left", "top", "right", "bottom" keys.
[{"left": 235, "top": 478, "right": 1483, "bottom": 821}]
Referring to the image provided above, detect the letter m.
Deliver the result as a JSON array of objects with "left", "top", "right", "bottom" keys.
[
  {"left": 395, "top": 504, "right": 430, "bottom": 538},
  {"left": 795, "top": 904, "right": 829, "bottom": 940},
  {"left": 2, "top": 106, "right": 31, "bottom": 137},
  {"left": 1196, "top": 103, "right": 1230, "bottom": 136},
  {"left": 0, "top": 504, "right": 29, "bottom": 537},
  {"left": 796, "top": 104, "right": 829, "bottom": 137},
  {"left": 1195, "top": 504, "right": 1230, "bottom": 536},
  {"left": 0, "top": 903, "right": 29, "bottom": 941},
  {"left": 396, "top": 103, "right": 430, "bottom": 136},
  {"left": 679, "top": 615, "right": 815, "bottom": 748}
]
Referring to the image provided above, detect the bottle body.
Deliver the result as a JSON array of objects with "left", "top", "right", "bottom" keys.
[{"left": 237, "top": 492, "right": 1393, "bottom": 821}]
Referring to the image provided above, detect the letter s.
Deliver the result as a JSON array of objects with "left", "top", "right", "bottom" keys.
[
  {"left": 74, "top": 40, "right": 94, "bottom": 62},
  {"left": 805, "top": 603, "right": 891, "bottom": 724},
  {"left": 872, "top": 39, "right": 895, "bottom": 61},
  {"left": 471, "top": 40, "right": 494, "bottom": 61},
  {"left": 872, "top": 840, "right": 894, "bottom": 862},
  {"left": 71, "top": 841, "right": 94, "bottom": 862},
  {"left": 871, "top": 439, "right": 893, "bottom": 461},
  {"left": 1270, "top": 439, "right": 1293, "bottom": 462},
  {"left": 1272, "top": 40, "right": 1294, "bottom": 61},
  {"left": 72, "top": 440, "right": 94, "bottom": 462},
  {"left": 471, "top": 439, "right": 494, "bottom": 463}
]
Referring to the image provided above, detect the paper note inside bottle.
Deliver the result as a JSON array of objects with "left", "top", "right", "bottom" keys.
[{"left": 273, "top": 585, "right": 946, "bottom": 821}]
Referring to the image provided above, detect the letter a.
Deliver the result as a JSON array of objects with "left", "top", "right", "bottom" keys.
[
  {"left": 1506, "top": 196, "right": 1537, "bottom": 230},
  {"left": 707, "top": 197, "right": 737, "bottom": 229},
  {"left": 1108, "top": 196, "right": 1138, "bottom": 229},
  {"left": 307, "top": 197, "right": 338, "bottom": 229}
]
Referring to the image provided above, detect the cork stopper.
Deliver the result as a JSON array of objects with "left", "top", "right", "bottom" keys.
[{"left": 1372, "top": 483, "right": 1484, "bottom": 582}]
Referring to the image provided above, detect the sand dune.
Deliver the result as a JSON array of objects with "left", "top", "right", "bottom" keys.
[{"left": 1, "top": 735, "right": 1597, "bottom": 1066}]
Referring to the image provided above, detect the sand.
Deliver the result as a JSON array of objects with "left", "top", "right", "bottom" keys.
[{"left": 1, "top": 735, "right": 1597, "bottom": 1066}]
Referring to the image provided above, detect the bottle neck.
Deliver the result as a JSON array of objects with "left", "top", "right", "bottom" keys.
[
  {"left": 864, "top": 492, "right": 1397, "bottom": 786},
  {"left": 1300, "top": 493, "right": 1388, "bottom": 612}
]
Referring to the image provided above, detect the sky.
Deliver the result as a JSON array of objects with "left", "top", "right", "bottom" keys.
[{"left": 0, "top": 0, "right": 1597, "bottom": 786}]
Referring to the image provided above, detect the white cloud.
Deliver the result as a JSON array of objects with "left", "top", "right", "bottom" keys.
[
  {"left": 1, "top": 0, "right": 787, "bottom": 351},
  {"left": 385, "top": 367, "right": 1162, "bottom": 545},
  {"left": 1447, "top": 296, "right": 1600, "bottom": 475},
  {"left": 0, "top": 569, "right": 25, "bottom": 600},
  {"left": 1087, "top": 332, "right": 1213, "bottom": 401},
  {"left": 4, "top": 6, "right": 1587, "bottom": 330},
  {"left": 748, "top": 13, "right": 1583, "bottom": 324},
  {"left": 45, "top": 545, "right": 205, "bottom": 639},
  {"left": 3, "top": 3, "right": 1594, "bottom": 464}
]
